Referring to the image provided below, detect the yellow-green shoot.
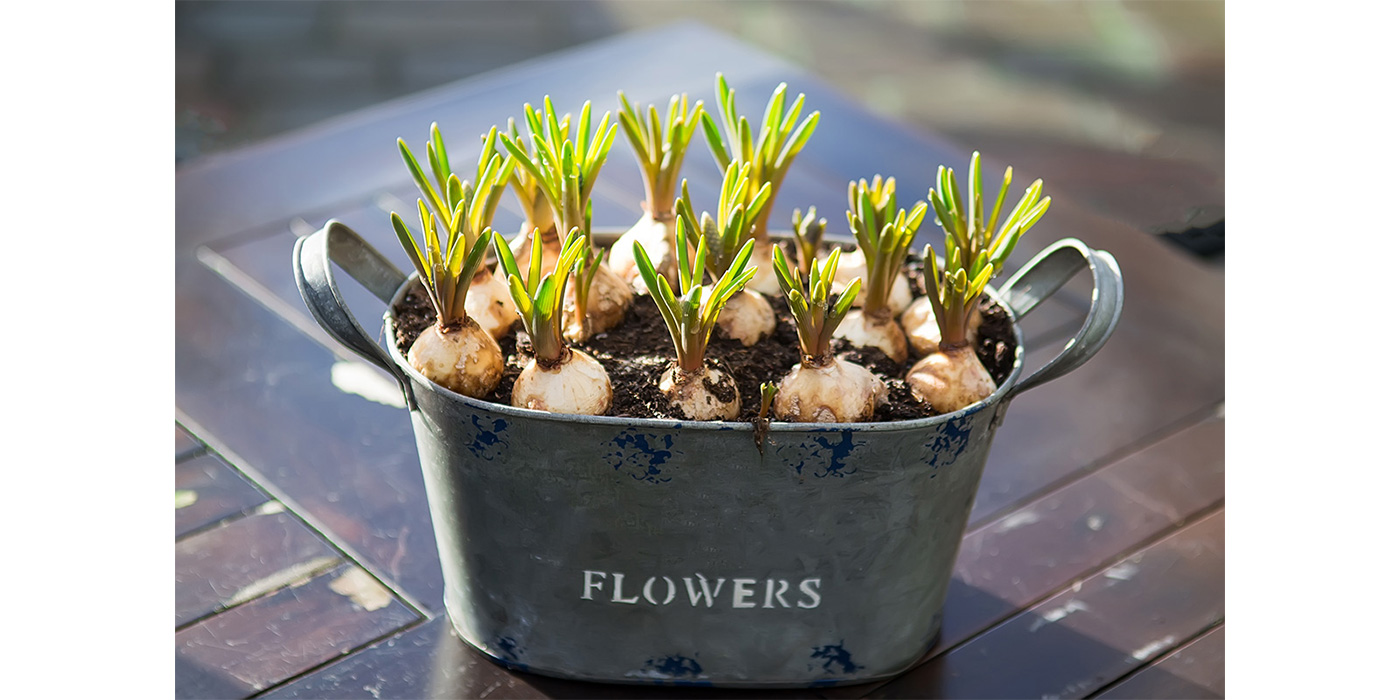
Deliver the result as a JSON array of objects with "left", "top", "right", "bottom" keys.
[
  {"left": 920, "top": 241, "right": 993, "bottom": 352},
  {"left": 847, "top": 177, "right": 927, "bottom": 317},
  {"left": 699, "top": 73, "right": 820, "bottom": 241},
  {"left": 616, "top": 91, "right": 703, "bottom": 217},
  {"left": 491, "top": 227, "right": 590, "bottom": 365},
  {"left": 499, "top": 115, "right": 556, "bottom": 235},
  {"left": 846, "top": 175, "right": 899, "bottom": 235},
  {"left": 792, "top": 206, "right": 826, "bottom": 277},
  {"left": 397, "top": 123, "right": 513, "bottom": 249},
  {"left": 633, "top": 214, "right": 756, "bottom": 373},
  {"left": 926, "top": 151, "right": 1050, "bottom": 283},
  {"left": 674, "top": 162, "right": 771, "bottom": 280},
  {"left": 497, "top": 97, "right": 618, "bottom": 248},
  {"left": 391, "top": 202, "right": 495, "bottom": 330},
  {"left": 497, "top": 98, "right": 621, "bottom": 337},
  {"left": 758, "top": 381, "right": 779, "bottom": 420},
  {"left": 754, "top": 380, "right": 780, "bottom": 449},
  {"left": 773, "top": 247, "right": 861, "bottom": 365}
]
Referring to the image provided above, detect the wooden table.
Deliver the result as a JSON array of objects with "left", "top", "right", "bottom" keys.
[{"left": 176, "top": 23, "right": 1224, "bottom": 699}]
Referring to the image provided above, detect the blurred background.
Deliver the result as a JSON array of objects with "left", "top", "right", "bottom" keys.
[{"left": 176, "top": 0, "right": 1222, "bottom": 254}]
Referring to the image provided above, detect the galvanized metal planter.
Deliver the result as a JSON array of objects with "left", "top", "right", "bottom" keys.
[{"left": 294, "top": 222, "right": 1123, "bottom": 688}]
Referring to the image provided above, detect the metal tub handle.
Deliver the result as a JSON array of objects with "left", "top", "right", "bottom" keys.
[
  {"left": 997, "top": 237, "right": 1125, "bottom": 402},
  {"left": 293, "top": 220, "right": 414, "bottom": 407}
]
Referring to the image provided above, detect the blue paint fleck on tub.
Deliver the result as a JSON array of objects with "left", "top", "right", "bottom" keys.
[
  {"left": 925, "top": 414, "right": 976, "bottom": 475},
  {"left": 495, "top": 636, "right": 520, "bottom": 662},
  {"left": 810, "top": 641, "right": 863, "bottom": 675},
  {"left": 466, "top": 415, "right": 509, "bottom": 459},
  {"left": 643, "top": 654, "right": 704, "bottom": 678},
  {"left": 606, "top": 429, "right": 677, "bottom": 483},
  {"left": 783, "top": 432, "right": 861, "bottom": 477}
]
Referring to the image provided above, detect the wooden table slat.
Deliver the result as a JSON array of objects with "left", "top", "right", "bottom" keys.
[
  {"left": 1095, "top": 624, "right": 1224, "bottom": 699},
  {"left": 176, "top": 563, "right": 419, "bottom": 699},
  {"left": 176, "top": 261, "right": 442, "bottom": 611},
  {"left": 260, "top": 617, "right": 532, "bottom": 700},
  {"left": 870, "top": 509, "right": 1225, "bottom": 699},
  {"left": 176, "top": 504, "right": 344, "bottom": 628},
  {"left": 950, "top": 415, "right": 1223, "bottom": 649},
  {"left": 968, "top": 317, "right": 1223, "bottom": 526},
  {"left": 176, "top": 453, "right": 271, "bottom": 539}
]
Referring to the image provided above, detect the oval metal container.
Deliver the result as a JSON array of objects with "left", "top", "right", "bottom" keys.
[{"left": 294, "top": 222, "right": 1123, "bottom": 687}]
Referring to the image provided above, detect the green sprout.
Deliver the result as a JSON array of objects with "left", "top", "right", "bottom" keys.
[
  {"left": 773, "top": 246, "right": 861, "bottom": 364},
  {"left": 758, "top": 381, "right": 779, "bottom": 421},
  {"left": 920, "top": 151, "right": 1050, "bottom": 350},
  {"left": 392, "top": 123, "right": 514, "bottom": 331},
  {"left": 847, "top": 175, "right": 899, "bottom": 235},
  {"left": 497, "top": 98, "right": 620, "bottom": 337},
  {"left": 499, "top": 115, "right": 557, "bottom": 236},
  {"left": 792, "top": 206, "right": 826, "bottom": 277},
  {"left": 920, "top": 241, "right": 993, "bottom": 352},
  {"left": 847, "top": 177, "right": 928, "bottom": 316},
  {"left": 391, "top": 201, "right": 494, "bottom": 329},
  {"left": 616, "top": 91, "right": 704, "bottom": 217},
  {"left": 926, "top": 151, "right": 1051, "bottom": 283},
  {"left": 633, "top": 213, "right": 757, "bottom": 373},
  {"left": 699, "top": 73, "right": 820, "bottom": 241},
  {"left": 398, "top": 123, "right": 513, "bottom": 247},
  {"left": 754, "top": 380, "right": 779, "bottom": 452},
  {"left": 673, "top": 162, "right": 772, "bottom": 279},
  {"left": 497, "top": 97, "right": 618, "bottom": 248},
  {"left": 571, "top": 205, "right": 606, "bottom": 331},
  {"left": 491, "top": 227, "right": 590, "bottom": 365}
]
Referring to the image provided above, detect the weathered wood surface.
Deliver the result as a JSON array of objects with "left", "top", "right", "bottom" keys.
[
  {"left": 1096, "top": 624, "right": 1224, "bottom": 699},
  {"left": 176, "top": 452, "right": 269, "bottom": 539},
  {"left": 259, "top": 617, "right": 534, "bottom": 700},
  {"left": 177, "top": 261, "right": 439, "bottom": 610},
  {"left": 870, "top": 509, "right": 1224, "bottom": 699},
  {"left": 175, "top": 503, "right": 343, "bottom": 628},
  {"left": 175, "top": 563, "right": 419, "bottom": 699},
  {"left": 175, "top": 23, "right": 1223, "bottom": 699}
]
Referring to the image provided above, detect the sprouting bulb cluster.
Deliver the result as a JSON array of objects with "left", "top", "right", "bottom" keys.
[{"left": 386, "top": 77, "right": 1051, "bottom": 422}]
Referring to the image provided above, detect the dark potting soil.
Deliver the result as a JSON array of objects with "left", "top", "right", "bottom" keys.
[
  {"left": 583, "top": 294, "right": 806, "bottom": 421},
  {"left": 391, "top": 274, "right": 1017, "bottom": 423},
  {"left": 392, "top": 284, "right": 437, "bottom": 352}
]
